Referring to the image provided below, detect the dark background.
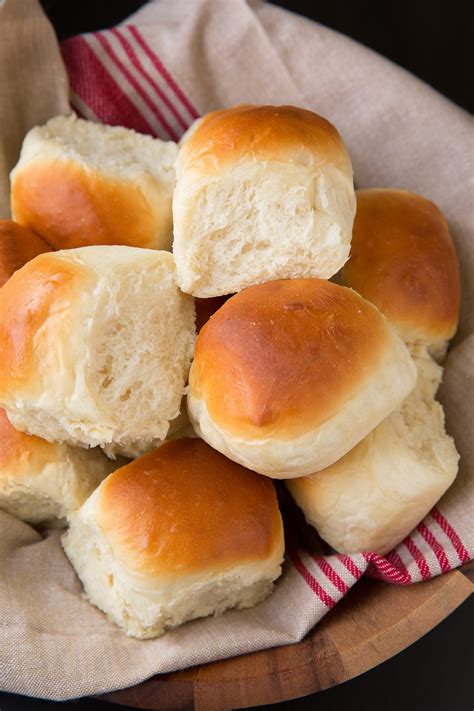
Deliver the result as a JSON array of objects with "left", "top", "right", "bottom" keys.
[{"left": 4, "top": 2, "right": 473, "bottom": 710}]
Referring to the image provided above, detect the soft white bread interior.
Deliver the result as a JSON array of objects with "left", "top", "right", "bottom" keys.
[
  {"left": 62, "top": 438, "right": 284, "bottom": 639},
  {"left": 108, "top": 398, "right": 197, "bottom": 456},
  {"left": 173, "top": 105, "right": 356, "bottom": 297},
  {"left": 0, "top": 409, "right": 116, "bottom": 526},
  {"left": 340, "top": 189, "right": 461, "bottom": 361},
  {"left": 188, "top": 278, "right": 417, "bottom": 478},
  {"left": 408, "top": 343, "right": 444, "bottom": 398},
  {"left": 0, "top": 246, "right": 196, "bottom": 456},
  {"left": 11, "top": 114, "right": 178, "bottom": 250},
  {"left": 286, "top": 351, "right": 459, "bottom": 554}
]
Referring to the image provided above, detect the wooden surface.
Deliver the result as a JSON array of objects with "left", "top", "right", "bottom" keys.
[{"left": 101, "top": 564, "right": 472, "bottom": 711}]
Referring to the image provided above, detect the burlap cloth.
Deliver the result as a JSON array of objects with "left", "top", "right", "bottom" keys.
[{"left": 0, "top": 0, "right": 472, "bottom": 701}]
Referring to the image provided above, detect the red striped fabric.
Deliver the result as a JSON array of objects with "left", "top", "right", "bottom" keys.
[
  {"left": 337, "top": 553, "right": 364, "bottom": 580},
  {"left": 313, "top": 556, "right": 350, "bottom": 594},
  {"left": 127, "top": 25, "right": 200, "bottom": 120},
  {"left": 385, "top": 550, "right": 412, "bottom": 583},
  {"left": 109, "top": 28, "right": 188, "bottom": 138},
  {"left": 58, "top": 25, "right": 471, "bottom": 611},
  {"left": 364, "top": 552, "right": 412, "bottom": 584},
  {"left": 61, "top": 36, "right": 156, "bottom": 134},
  {"left": 403, "top": 537, "right": 432, "bottom": 580},
  {"left": 116, "top": 26, "right": 190, "bottom": 132},
  {"left": 431, "top": 507, "right": 470, "bottom": 564},
  {"left": 289, "top": 548, "right": 337, "bottom": 608},
  {"left": 94, "top": 31, "right": 178, "bottom": 140},
  {"left": 417, "top": 521, "right": 451, "bottom": 573}
]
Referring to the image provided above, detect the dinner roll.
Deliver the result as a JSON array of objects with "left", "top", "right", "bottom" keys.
[
  {"left": 11, "top": 114, "right": 178, "bottom": 250},
  {"left": 0, "top": 409, "right": 115, "bottom": 527},
  {"left": 0, "top": 246, "right": 195, "bottom": 456},
  {"left": 340, "top": 189, "right": 461, "bottom": 360},
  {"left": 286, "top": 357, "right": 459, "bottom": 555},
  {"left": 0, "top": 219, "right": 51, "bottom": 287},
  {"left": 62, "top": 438, "right": 284, "bottom": 638},
  {"left": 173, "top": 105, "right": 356, "bottom": 296},
  {"left": 188, "top": 278, "right": 417, "bottom": 478}
]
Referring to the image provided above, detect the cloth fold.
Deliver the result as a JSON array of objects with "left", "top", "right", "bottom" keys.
[
  {"left": 0, "top": 0, "right": 69, "bottom": 217},
  {"left": 0, "top": 0, "right": 472, "bottom": 700}
]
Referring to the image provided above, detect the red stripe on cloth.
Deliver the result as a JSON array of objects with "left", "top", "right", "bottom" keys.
[
  {"left": 364, "top": 552, "right": 412, "bottom": 584},
  {"left": 313, "top": 556, "right": 349, "bottom": 594},
  {"left": 431, "top": 507, "right": 470, "bottom": 564},
  {"left": 128, "top": 25, "right": 200, "bottom": 119},
  {"left": 289, "top": 549, "right": 336, "bottom": 608},
  {"left": 403, "top": 537, "right": 431, "bottom": 580},
  {"left": 417, "top": 522, "right": 451, "bottom": 573},
  {"left": 94, "top": 31, "right": 177, "bottom": 140},
  {"left": 337, "top": 554, "right": 364, "bottom": 580},
  {"left": 386, "top": 550, "right": 403, "bottom": 566},
  {"left": 61, "top": 37, "right": 155, "bottom": 135},
  {"left": 386, "top": 550, "right": 412, "bottom": 583},
  {"left": 115, "top": 27, "right": 189, "bottom": 132},
  {"left": 111, "top": 28, "right": 185, "bottom": 138}
]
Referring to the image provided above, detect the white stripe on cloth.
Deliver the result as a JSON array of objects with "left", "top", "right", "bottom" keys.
[
  {"left": 85, "top": 33, "right": 174, "bottom": 140},
  {"left": 120, "top": 25, "right": 195, "bottom": 131},
  {"left": 69, "top": 91, "right": 101, "bottom": 122}
]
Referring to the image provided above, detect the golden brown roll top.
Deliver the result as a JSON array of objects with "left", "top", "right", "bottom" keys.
[
  {"left": 0, "top": 252, "right": 92, "bottom": 398},
  {"left": 95, "top": 438, "right": 283, "bottom": 577},
  {"left": 192, "top": 279, "right": 389, "bottom": 437},
  {"left": 341, "top": 189, "right": 461, "bottom": 358},
  {"left": 0, "top": 220, "right": 51, "bottom": 287},
  {"left": 179, "top": 104, "right": 351, "bottom": 173},
  {"left": 188, "top": 278, "right": 417, "bottom": 478},
  {"left": 62, "top": 438, "right": 284, "bottom": 638}
]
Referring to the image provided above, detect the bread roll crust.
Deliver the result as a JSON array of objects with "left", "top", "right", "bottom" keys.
[
  {"left": 12, "top": 161, "right": 169, "bottom": 250},
  {"left": 286, "top": 351, "right": 459, "bottom": 554},
  {"left": 180, "top": 104, "right": 351, "bottom": 173},
  {"left": 0, "top": 253, "right": 93, "bottom": 398},
  {"left": 0, "top": 409, "right": 115, "bottom": 525},
  {"left": 0, "top": 220, "right": 51, "bottom": 287},
  {"left": 62, "top": 439, "right": 284, "bottom": 637},
  {"left": 96, "top": 438, "right": 283, "bottom": 577},
  {"left": 341, "top": 189, "right": 461, "bottom": 351},
  {"left": 173, "top": 105, "right": 356, "bottom": 297},
  {"left": 188, "top": 279, "right": 417, "bottom": 478},
  {"left": 11, "top": 114, "right": 178, "bottom": 250},
  {"left": 0, "top": 247, "right": 196, "bottom": 455},
  {"left": 0, "top": 408, "right": 52, "bottom": 470},
  {"left": 191, "top": 279, "right": 404, "bottom": 438}
]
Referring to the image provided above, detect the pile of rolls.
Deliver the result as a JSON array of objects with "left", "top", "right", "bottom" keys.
[{"left": 0, "top": 106, "right": 460, "bottom": 638}]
